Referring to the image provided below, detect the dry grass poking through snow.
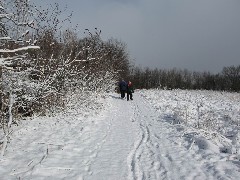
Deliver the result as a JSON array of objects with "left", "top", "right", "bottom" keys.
[{"left": 140, "top": 89, "right": 240, "bottom": 160}]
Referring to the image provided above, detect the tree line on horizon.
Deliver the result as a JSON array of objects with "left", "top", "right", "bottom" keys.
[{"left": 129, "top": 65, "right": 240, "bottom": 92}]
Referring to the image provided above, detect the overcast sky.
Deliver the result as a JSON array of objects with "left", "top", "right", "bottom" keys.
[{"left": 34, "top": 0, "right": 240, "bottom": 73}]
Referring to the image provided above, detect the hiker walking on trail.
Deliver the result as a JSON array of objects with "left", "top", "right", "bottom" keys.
[
  {"left": 119, "top": 79, "right": 127, "bottom": 99},
  {"left": 126, "top": 81, "right": 134, "bottom": 101}
]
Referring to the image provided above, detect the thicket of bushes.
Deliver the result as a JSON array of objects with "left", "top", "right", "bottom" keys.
[{"left": 1, "top": 1, "right": 131, "bottom": 116}]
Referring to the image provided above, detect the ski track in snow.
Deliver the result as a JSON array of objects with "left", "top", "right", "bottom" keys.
[
  {"left": 0, "top": 92, "right": 239, "bottom": 180},
  {"left": 130, "top": 96, "right": 199, "bottom": 180}
]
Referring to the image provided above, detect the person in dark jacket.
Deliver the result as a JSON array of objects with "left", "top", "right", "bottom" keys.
[
  {"left": 126, "top": 81, "right": 134, "bottom": 101},
  {"left": 119, "top": 79, "right": 127, "bottom": 99}
]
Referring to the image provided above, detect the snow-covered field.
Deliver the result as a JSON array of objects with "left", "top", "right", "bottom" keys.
[
  {"left": 143, "top": 89, "right": 240, "bottom": 153},
  {"left": 0, "top": 89, "right": 239, "bottom": 180}
]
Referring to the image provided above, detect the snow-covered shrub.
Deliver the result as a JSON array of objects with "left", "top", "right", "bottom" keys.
[
  {"left": 0, "top": 0, "right": 40, "bottom": 122},
  {"left": 0, "top": 0, "right": 41, "bottom": 156}
]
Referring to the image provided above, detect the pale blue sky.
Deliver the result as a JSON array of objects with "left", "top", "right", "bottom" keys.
[{"left": 33, "top": 0, "right": 240, "bottom": 73}]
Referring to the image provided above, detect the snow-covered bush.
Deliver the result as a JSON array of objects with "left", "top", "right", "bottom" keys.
[{"left": 0, "top": 0, "right": 41, "bottom": 156}]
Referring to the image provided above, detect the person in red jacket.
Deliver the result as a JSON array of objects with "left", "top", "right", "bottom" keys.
[{"left": 126, "top": 81, "right": 134, "bottom": 101}]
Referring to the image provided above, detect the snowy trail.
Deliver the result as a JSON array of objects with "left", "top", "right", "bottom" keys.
[
  {"left": 127, "top": 93, "right": 215, "bottom": 180},
  {"left": 133, "top": 92, "right": 240, "bottom": 180},
  {"left": 0, "top": 92, "right": 239, "bottom": 180}
]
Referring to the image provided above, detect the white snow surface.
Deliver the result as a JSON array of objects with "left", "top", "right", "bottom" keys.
[{"left": 0, "top": 90, "right": 240, "bottom": 180}]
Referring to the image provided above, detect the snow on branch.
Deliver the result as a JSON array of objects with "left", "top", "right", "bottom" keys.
[
  {"left": 0, "top": 37, "right": 11, "bottom": 40},
  {"left": 0, "top": 46, "right": 40, "bottom": 53},
  {"left": 70, "top": 58, "right": 96, "bottom": 63},
  {"left": 0, "top": 14, "right": 8, "bottom": 18}
]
